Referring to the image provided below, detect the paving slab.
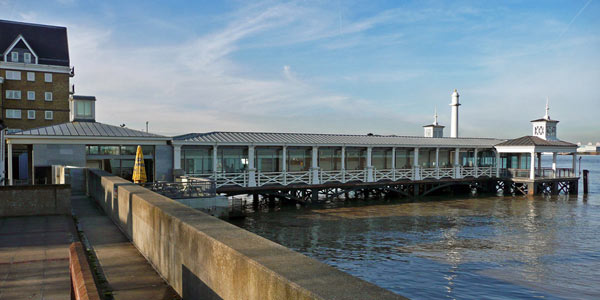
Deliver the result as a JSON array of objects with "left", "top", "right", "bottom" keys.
[
  {"left": 0, "top": 215, "right": 76, "bottom": 300},
  {"left": 71, "top": 195, "right": 180, "bottom": 300}
]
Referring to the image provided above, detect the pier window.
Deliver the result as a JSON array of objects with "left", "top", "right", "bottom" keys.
[
  {"left": 318, "top": 148, "right": 342, "bottom": 171},
  {"left": 345, "top": 148, "right": 367, "bottom": 170},
  {"left": 287, "top": 148, "right": 311, "bottom": 172},
  {"left": 459, "top": 150, "right": 475, "bottom": 167},
  {"left": 395, "top": 149, "right": 413, "bottom": 169},
  {"left": 438, "top": 149, "right": 451, "bottom": 168},
  {"left": 419, "top": 148, "right": 437, "bottom": 168},
  {"left": 85, "top": 145, "right": 155, "bottom": 181},
  {"left": 372, "top": 148, "right": 393, "bottom": 169},
  {"left": 181, "top": 147, "right": 213, "bottom": 175},
  {"left": 217, "top": 147, "right": 248, "bottom": 173},
  {"left": 477, "top": 150, "right": 496, "bottom": 167},
  {"left": 256, "top": 148, "right": 282, "bottom": 172}
]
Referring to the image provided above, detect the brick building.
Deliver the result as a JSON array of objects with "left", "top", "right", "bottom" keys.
[{"left": 0, "top": 19, "right": 73, "bottom": 131}]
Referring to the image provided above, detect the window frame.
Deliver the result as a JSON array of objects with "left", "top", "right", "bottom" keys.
[
  {"left": 44, "top": 73, "right": 53, "bottom": 82},
  {"left": 45, "top": 92, "right": 53, "bottom": 101},
  {"left": 24, "top": 53, "right": 31, "bottom": 63},
  {"left": 27, "top": 72, "right": 35, "bottom": 81},
  {"left": 5, "top": 70, "right": 21, "bottom": 80},
  {"left": 6, "top": 109, "right": 21, "bottom": 119},
  {"left": 11, "top": 51, "right": 18, "bottom": 62},
  {"left": 27, "top": 110, "right": 36, "bottom": 120},
  {"left": 27, "top": 91, "right": 35, "bottom": 100},
  {"left": 45, "top": 110, "right": 54, "bottom": 120},
  {"left": 5, "top": 90, "right": 21, "bottom": 100}
]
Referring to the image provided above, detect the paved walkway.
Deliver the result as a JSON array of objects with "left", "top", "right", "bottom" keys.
[
  {"left": 0, "top": 215, "right": 76, "bottom": 300},
  {"left": 71, "top": 195, "right": 180, "bottom": 300}
]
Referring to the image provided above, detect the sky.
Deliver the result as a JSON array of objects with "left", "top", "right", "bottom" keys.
[{"left": 1, "top": 0, "right": 599, "bottom": 142}]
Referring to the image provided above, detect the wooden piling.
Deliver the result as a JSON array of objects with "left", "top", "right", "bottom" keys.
[{"left": 583, "top": 169, "right": 589, "bottom": 194}]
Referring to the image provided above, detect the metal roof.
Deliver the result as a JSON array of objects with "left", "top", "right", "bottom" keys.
[
  {"left": 72, "top": 95, "right": 96, "bottom": 101},
  {"left": 495, "top": 136, "right": 576, "bottom": 147},
  {"left": 11, "top": 122, "right": 166, "bottom": 138},
  {"left": 173, "top": 131, "right": 505, "bottom": 147}
]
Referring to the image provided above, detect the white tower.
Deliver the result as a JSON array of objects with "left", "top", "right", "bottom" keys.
[
  {"left": 531, "top": 97, "right": 559, "bottom": 141},
  {"left": 423, "top": 107, "right": 445, "bottom": 138},
  {"left": 450, "top": 89, "right": 460, "bottom": 138}
]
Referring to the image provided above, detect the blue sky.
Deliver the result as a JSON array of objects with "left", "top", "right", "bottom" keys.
[{"left": 1, "top": 0, "right": 599, "bottom": 142}]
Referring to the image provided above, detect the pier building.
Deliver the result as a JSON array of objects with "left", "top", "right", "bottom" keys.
[{"left": 1, "top": 90, "right": 580, "bottom": 197}]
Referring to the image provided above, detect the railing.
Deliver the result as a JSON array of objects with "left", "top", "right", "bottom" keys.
[
  {"left": 285, "top": 171, "right": 312, "bottom": 185},
  {"left": 374, "top": 169, "right": 394, "bottom": 181},
  {"left": 320, "top": 170, "right": 344, "bottom": 183},
  {"left": 438, "top": 168, "right": 454, "bottom": 178},
  {"left": 477, "top": 166, "right": 493, "bottom": 177},
  {"left": 420, "top": 168, "right": 437, "bottom": 179},
  {"left": 257, "top": 171, "right": 285, "bottom": 186},
  {"left": 461, "top": 167, "right": 476, "bottom": 177},
  {"left": 141, "top": 179, "right": 216, "bottom": 198},
  {"left": 345, "top": 169, "right": 367, "bottom": 182},
  {"left": 500, "top": 168, "right": 576, "bottom": 179},
  {"left": 393, "top": 168, "right": 413, "bottom": 180}
]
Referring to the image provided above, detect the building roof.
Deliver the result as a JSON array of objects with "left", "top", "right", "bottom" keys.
[
  {"left": 495, "top": 136, "right": 576, "bottom": 147},
  {"left": 173, "top": 131, "right": 505, "bottom": 147},
  {"left": 530, "top": 118, "right": 559, "bottom": 123},
  {"left": 10, "top": 122, "right": 166, "bottom": 138},
  {"left": 72, "top": 95, "right": 96, "bottom": 101},
  {"left": 0, "top": 19, "right": 69, "bottom": 66}
]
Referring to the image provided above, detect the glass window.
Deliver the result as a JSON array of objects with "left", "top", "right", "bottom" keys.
[
  {"left": 438, "top": 149, "right": 451, "bottom": 168},
  {"left": 44, "top": 110, "right": 53, "bottom": 120},
  {"left": 141, "top": 145, "right": 154, "bottom": 156},
  {"left": 44, "top": 73, "right": 52, "bottom": 82},
  {"left": 6, "top": 90, "right": 21, "bottom": 99},
  {"left": 86, "top": 146, "right": 99, "bottom": 155},
  {"left": 45, "top": 92, "right": 53, "bottom": 101},
  {"left": 27, "top": 72, "right": 35, "bottom": 81},
  {"left": 27, "top": 91, "right": 35, "bottom": 100},
  {"left": 395, "top": 149, "right": 413, "bottom": 169},
  {"left": 11, "top": 51, "right": 18, "bottom": 62},
  {"left": 345, "top": 148, "right": 367, "bottom": 170},
  {"left": 5, "top": 109, "right": 21, "bottom": 119},
  {"left": 76, "top": 101, "right": 92, "bottom": 117},
  {"left": 120, "top": 145, "right": 137, "bottom": 155},
  {"left": 99, "top": 145, "right": 120, "bottom": 155},
  {"left": 182, "top": 147, "right": 213, "bottom": 174},
  {"left": 6, "top": 70, "right": 21, "bottom": 80},
  {"left": 372, "top": 148, "right": 393, "bottom": 169},
  {"left": 256, "top": 148, "right": 282, "bottom": 172},
  {"left": 287, "top": 148, "right": 311, "bottom": 172},
  {"left": 27, "top": 110, "right": 35, "bottom": 119},
  {"left": 318, "top": 148, "right": 342, "bottom": 171},
  {"left": 217, "top": 147, "right": 248, "bottom": 173},
  {"left": 24, "top": 53, "right": 31, "bottom": 63}
]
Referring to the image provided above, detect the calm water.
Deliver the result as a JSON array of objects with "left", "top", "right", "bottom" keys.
[{"left": 229, "top": 155, "right": 600, "bottom": 299}]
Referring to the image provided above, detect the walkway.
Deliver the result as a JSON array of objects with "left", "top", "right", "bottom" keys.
[
  {"left": 0, "top": 215, "right": 76, "bottom": 299},
  {"left": 71, "top": 195, "right": 180, "bottom": 300}
]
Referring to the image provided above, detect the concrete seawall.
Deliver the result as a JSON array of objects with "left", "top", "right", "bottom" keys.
[
  {"left": 0, "top": 184, "right": 71, "bottom": 217},
  {"left": 86, "top": 168, "right": 405, "bottom": 300}
]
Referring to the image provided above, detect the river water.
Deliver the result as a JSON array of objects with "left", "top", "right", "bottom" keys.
[{"left": 229, "top": 155, "right": 600, "bottom": 299}]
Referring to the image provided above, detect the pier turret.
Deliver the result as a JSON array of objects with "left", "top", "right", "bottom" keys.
[
  {"left": 450, "top": 89, "right": 460, "bottom": 138},
  {"left": 423, "top": 107, "right": 444, "bottom": 138},
  {"left": 531, "top": 98, "right": 559, "bottom": 141}
]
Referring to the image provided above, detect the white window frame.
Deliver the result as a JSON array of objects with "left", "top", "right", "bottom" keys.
[
  {"left": 27, "top": 110, "right": 36, "bottom": 120},
  {"left": 27, "top": 72, "right": 35, "bottom": 81},
  {"left": 24, "top": 53, "right": 31, "bottom": 63},
  {"left": 44, "top": 73, "right": 52, "bottom": 82},
  {"left": 45, "top": 110, "right": 54, "bottom": 120},
  {"left": 11, "top": 51, "right": 18, "bottom": 62},
  {"left": 6, "top": 109, "right": 21, "bottom": 119},
  {"left": 5, "top": 70, "right": 21, "bottom": 80},
  {"left": 5, "top": 90, "right": 21, "bottom": 99},
  {"left": 27, "top": 91, "right": 35, "bottom": 100},
  {"left": 45, "top": 92, "right": 53, "bottom": 101},
  {"left": 76, "top": 101, "right": 93, "bottom": 118}
]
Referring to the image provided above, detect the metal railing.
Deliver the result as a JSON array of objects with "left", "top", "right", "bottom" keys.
[
  {"left": 500, "top": 168, "right": 576, "bottom": 179},
  {"left": 140, "top": 178, "right": 216, "bottom": 199}
]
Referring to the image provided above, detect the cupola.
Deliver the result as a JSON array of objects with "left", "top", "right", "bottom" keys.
[
  {"left": 69, "top": 95, "right": 96, "bottom": 122},
  {"left": 423, "top": 107, "right": 445, "bottom": 138},
  {"left": 530, "top": 98, "right": 559, "bottom": 141}
]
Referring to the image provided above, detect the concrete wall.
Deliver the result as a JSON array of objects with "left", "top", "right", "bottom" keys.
[
  {"left": 0, "top": 184, "right": 71, "bottom": 216},
  {"left": 86, "top": 169, "right": 404, "bottom": 300},
  {"left": 155, "top": 144, "right": 173, "bottom": 181},
  {"left": 34, "top": 144, "right": 86, "bottom": 167}
]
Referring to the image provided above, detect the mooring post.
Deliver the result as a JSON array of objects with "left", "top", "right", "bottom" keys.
[{"left": 583, "top": 169, "right": 589, "bottom": 194}]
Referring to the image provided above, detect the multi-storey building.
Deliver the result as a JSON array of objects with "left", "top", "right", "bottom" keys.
[{"left": 0, "top": 19, "right": 72, "bottom": 131}]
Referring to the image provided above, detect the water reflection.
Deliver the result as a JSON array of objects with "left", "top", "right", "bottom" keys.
[{"left": 229, "top": 156, "right": 600, "bottom": 299}]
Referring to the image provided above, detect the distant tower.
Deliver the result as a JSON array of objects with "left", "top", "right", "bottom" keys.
[
  {"left": 450, "top": 89, "right": 460, "bottom": 138},
  {"left": 531, "top": 97, "right": 559, "bottom": 141},
  {"left": 423, "top": 107, "right": 445, "bottom": 138}
]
